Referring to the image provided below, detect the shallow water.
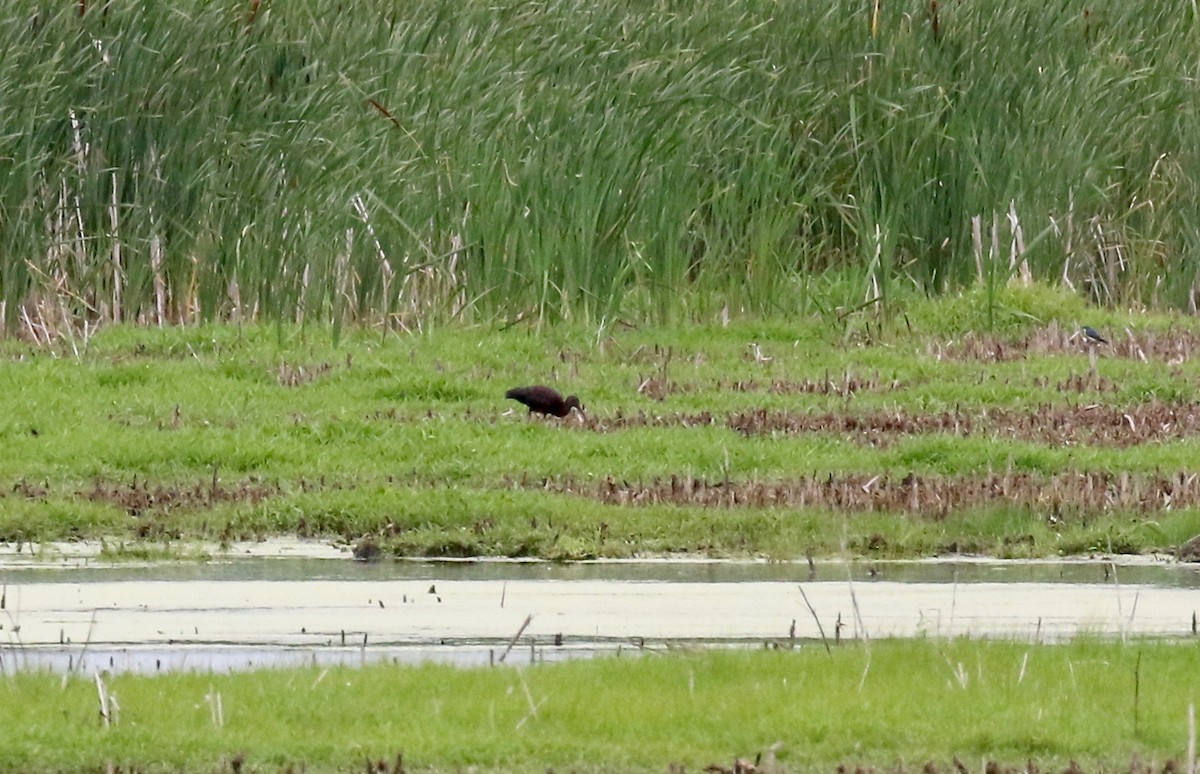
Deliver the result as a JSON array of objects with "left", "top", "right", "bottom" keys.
[{"left": 1, "top": 546, "right": 1196, "bottom": 674}]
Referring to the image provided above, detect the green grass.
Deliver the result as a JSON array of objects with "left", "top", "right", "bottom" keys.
[
  {"left": 3, "top": 639, "right": 1198, "bottom": 772},
  {"left": 3, "top": 287, "right": 1200, "bottom": 559},
  {"left": 3, "top": 1, "right": 1200, "bottom": 332}
]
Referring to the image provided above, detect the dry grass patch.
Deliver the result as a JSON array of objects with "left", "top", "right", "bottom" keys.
[
  {"left": 928, "top": 322, "right": 1200, "bottom": 365},
  {"left": 79, "top": 476, "right": 281, "bottom": 516},
  {"left": 522, "top": 469, "right": 1200, "bottom": 522},
  {"left": 726, "top": 402, "right": 1200, "bottom": 447}
]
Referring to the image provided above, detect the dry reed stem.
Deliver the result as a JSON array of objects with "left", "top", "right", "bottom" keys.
[
  {"left": 797, "top": 585, "right": 832, "bottom": 656},
  {"left": 94, "top": 671, "right": 110, "bottom": 728},
  {"left": 1189, "top": 702, "right": 1196, "bottom": 774},
  {"left": 499, "top": 614, "right": 533, "bottom": 664}
]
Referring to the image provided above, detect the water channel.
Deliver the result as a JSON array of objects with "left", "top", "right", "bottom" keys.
[{"left": 1, "top": 541, "right": 1197, "bottom": 674}]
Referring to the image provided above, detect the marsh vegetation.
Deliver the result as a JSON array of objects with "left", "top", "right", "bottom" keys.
[
  {"left": 2, "top": 288, "right": 1199, "bottom": 560},
  {"left": 3, "top": 2, "right": 1200, "bottom": 560},
  {"left": 3, "top": 640, "right": 1198, "bottom": 772},
  {"left": 4, "top": 4, "right": 1200, "bottom": 771},
  {"left": 4, "top": 1, "right": 1200, "bottom": 336}
]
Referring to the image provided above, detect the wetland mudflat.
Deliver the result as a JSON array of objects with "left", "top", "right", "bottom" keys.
[{"left": 3, "top": 552, "right": 1197, "bottom": 673}]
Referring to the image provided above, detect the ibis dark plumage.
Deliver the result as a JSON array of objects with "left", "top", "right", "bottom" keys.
[
  {"left": 1082, "top": 326, "right": 1108, "bottom": 344},
  {"left": 505, "top": 385, "right": 583, "bottom": 418}
]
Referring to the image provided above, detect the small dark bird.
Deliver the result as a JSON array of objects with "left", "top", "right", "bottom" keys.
[
  {"left": 505, "top": 385, "right": 583, "bottom": 418},
  {"left": 1082, "top": 325, "right": 1108, "bottom": 344}
]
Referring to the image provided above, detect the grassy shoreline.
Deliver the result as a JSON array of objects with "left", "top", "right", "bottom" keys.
[
  {"left": 3, "top": 287, "right": 1200, "bottom": 561},
  {"left": 3, "top": 639, "right": 1198, "bottom": 772}
]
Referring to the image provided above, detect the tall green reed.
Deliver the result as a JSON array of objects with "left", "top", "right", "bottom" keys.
[{"left": 1, "top": 0, "right": 1197, "bottom": 337}]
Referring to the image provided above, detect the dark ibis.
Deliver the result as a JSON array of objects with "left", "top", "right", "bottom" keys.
[
  {"left": 505, "top": 385, "right": 583, "bottom": 418},
  {"left": 1082, "top": 326, "right": 1108, "bottom": 344}
]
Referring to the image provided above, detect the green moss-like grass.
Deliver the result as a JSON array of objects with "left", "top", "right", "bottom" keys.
[
  {"left": 2, "top": 638, "right": 1196, "bottom": 772},
  {"left": 3, "top": 286, "right": 1200, "bottom": 560}
]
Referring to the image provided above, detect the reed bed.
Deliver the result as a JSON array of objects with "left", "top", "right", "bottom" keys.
[{"left": 2, "top": 0, "right": 1198, "bottom": 338}]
